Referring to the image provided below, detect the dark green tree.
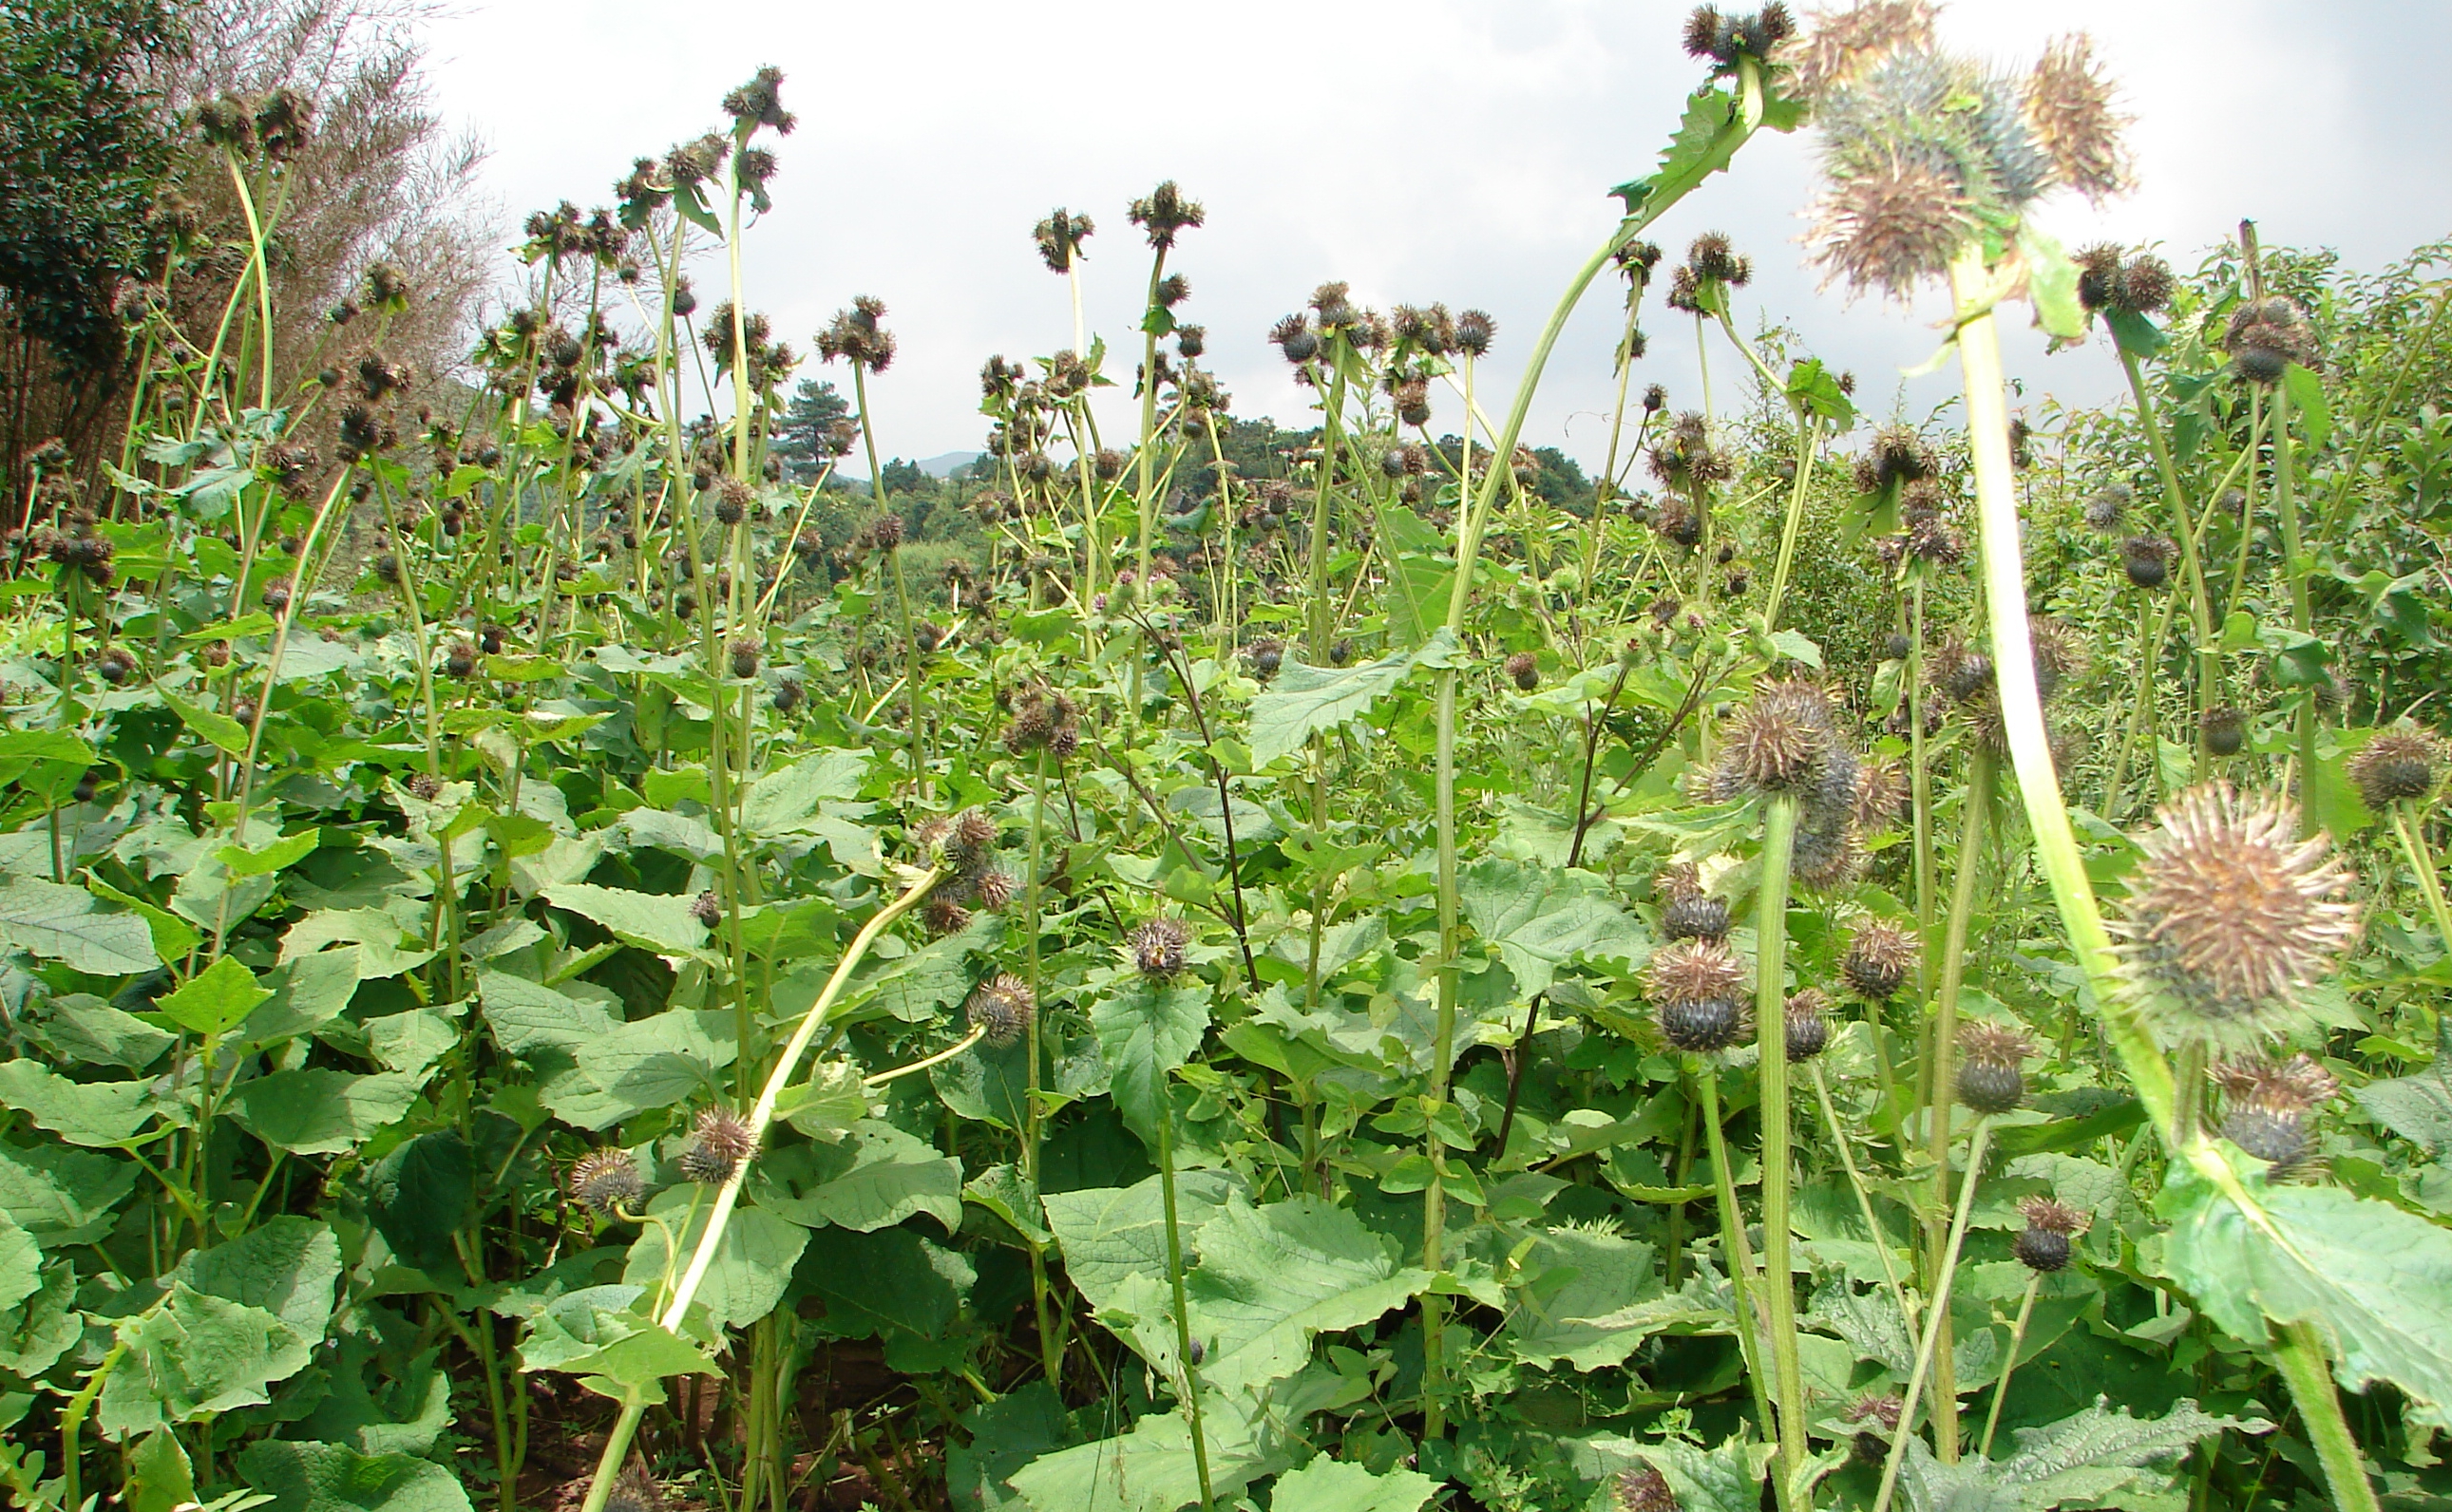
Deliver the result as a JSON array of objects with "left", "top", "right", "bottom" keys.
[{"left": 770, "top": 375, "right": 850, "bottom": 482}]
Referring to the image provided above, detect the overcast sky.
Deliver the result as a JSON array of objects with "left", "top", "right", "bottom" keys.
[{"left": 422, "top": 1, "right": 2452, "bottom": 473}]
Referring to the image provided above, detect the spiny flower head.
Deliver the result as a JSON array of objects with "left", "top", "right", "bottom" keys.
[
  {"left": 1663, "top": 893, "right": 1732, "bottom": 943},
  {"left": 1956, "top": 1021, "right": 2034, "bottom": 1114},
  {"left": 1647, "top": 410, "right": 1731, "bottom": 489},
  {"left": 1129, "top": 917, "right": 1192, "bottom": 978},
  {"left": 2116, "top": 783, "right": 2359, "bottom": 1049},
  {"left": 1853, "top": 755, "right": 1909, "bottom": 830},
  {"left": 679, "top": 1106, "right": 756, "bottom": 1184},
  {"left": 1785, "top": 987, "right": 1832, "bottom": 1062},
  {"left": 1843, "top": 920, "right": 1918, "bottom": 1001},
  {"left": 2082, "top": 482, "right": 2130, "bottom": 532},
  {"left": 1648, "top": 937, "right": 1746, "bottom": 1006},
  {"left": 2213, "top": 1053, "right": 2339, "bottom": 1175},
  {"left": 1129, "top": 180, "right": 1204, "bottom": 250},
  {"left": 2347, "top": 728, "right": 2442, "bottom": 809},
  {"left": 2013, "top": 1194, "right": 2089, "bottom": 1272},
  {"left": 2225, "top": 295, "right": 2319, "bottom": 385},
  {"left": 721, "top": 66, "right": 797, "bottom": 135},
  {"left": 1716, "top": 679, "right": 1837, "bottom": 795},
  {"left": 968, "top": 973, "right": 1036, "bottom": 1048},
  {"left": 569, "top": 1149, "right": 645, "bottom": 1216},
  {"left": 1034, "top": 208, "right": 1094, "bottom": 272}
]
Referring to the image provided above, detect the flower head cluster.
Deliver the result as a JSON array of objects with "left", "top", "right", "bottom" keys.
[
  {"left": 817, "top": 296, "right": 895, "bottom": 373},
  {"left": 2113, "top": 783, "right": 2360, "bottom": 1049},
  {"left": 967, "top": 973, "right": 1037, "bottom": 1048},
  {"left": 1794, "top": 4, "right": 2130, "bottom": 298}
]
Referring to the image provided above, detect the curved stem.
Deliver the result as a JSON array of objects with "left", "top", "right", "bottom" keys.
[
  {"left": 1872, "top": 1118, "right": 1993, "bottom": 1512},
  {"left": 864, "top": 1025, "right": 987, "bottom": 1087},
  {"left": 1977, "top": 1272, "right": 2043, "bottom": 1460},
  {"left": 2271, "top": 1318, "right": 2384, "bottom": 1512},
  {"left": 1698, "top": 1062, "right": 1779, "bottom": 1458}
]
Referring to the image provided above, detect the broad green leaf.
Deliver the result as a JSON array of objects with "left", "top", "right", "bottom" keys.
[
  {"left": 1264, "top": 1458, "right": 1439, "bottom": 1512},
  {"left": 83, "top": 875, "right": 202, "bottom": 964},
  {"left": 741, "top": 749, "right": 868, "bottom": 834},
  {"left": 1766, "top": 627, "right": 1824, "bottom": 670},
  {"left": 234, "top": 1437, "right": 476, "bottom": 1512},
  {"left": 949, "top": 1380, "right": 1066, "bottom": 1512},
  {"left": 618, "top": 807, "right": 724, "bottom": 861},
  {"left": 0, "top": 1059, "right": 158, "bottom": 1145},
  {"left": 0, "top": 1214, "right": 38, "bottom": 1312},
  {"left": 555, "top": 1009, "right": 737, "bottom": 1128},
  {"left": 242, "top": 949, "right": 368, "bottom": 1047},
  {"left": 227, "top": 1069, "right": 424, "bottom": 1155},
  {"left": 1091, "top": 981, "right": 1212, "bottom": 1139},
  {"left": 99, "top": 1282, "right": 314, "bottom": 1437},
  {"left": 1458, "top": 856, "right": 1640, "bottom": 996},
  {"left": 1246, "top": 630, "right": 1454, "bottom": 769},
  {"left": 1044, "top": 1171, "right": 1248, "bottom": 1314},
  {"left": 0, "top": 1253, "right": 81, "bottom": 1374},
  {"left": 172, "top": 1216, "right": 341, "bottom": 1339},
  {"left": 2283, "top": 362, "right": 2329, "bottom": 450},
  {"left": 803, "top": 1225, "right": 975, "bottom": 1364},
  {"left": 0, "top": 1137, "right": 138, "bottom": 1245},
  {"left": 0, "top": 874, "right": 157, "bottom": 974},
  {"left": 478, "top": 969, "right": 619, "bottom": 1054},
  {"left": 1505, "top": 1225, "right": 1665, "bottom": 1370},
  {"left": 125, "top": 1430, "right": 197, "bottom": 1512},
  {"left": 367, "top": 1134, "right": 474, "bottom": 1274},
  {"left": 1618, "top": 1436, "right": 1775, "bottom": 1512},
  {"left": 160, "top": 689, "right": 250, "bottom": 755},
  {"left": 157, "top": 954, "right": 271, "bottom": 1036},
  {"left": 219, "top": 827, "right": 320, "bottom": 878},
  {"left": 623, "top": 1198, "right": 808, "bottom": 1332},
  {"left": 544, "top": 881, "right": 710, "bottom": 956},
  {"left": 31, "top": 992, "right": 176, "bottom": 1069},
  {"left": 2161, "top": 1168, "right": 2452, "bottom": 1426},
  {"left": 517, "top": 1283, "right": 722, "bottom": 1401},
  {"left": 753, "top": 1121, "right": 961, "bottom": 1234},
  {"left": 1175, "top": 1196, "right": 1434, "bottom": 1393},
  {"left": 2354, "top": 1014, "right": 2452, "bottom": 1155},
  {"left": 296, "top": 1335, "right": 453, "bottom": 1458},
  {"left": 1010, "top": 1394, "right": 1271, "bottom": 1512},
  {"left": 1895, "top": 1398, "right": 2255, "bottom": 1512}
]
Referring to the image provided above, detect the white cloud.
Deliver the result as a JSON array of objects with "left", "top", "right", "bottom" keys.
[{"left": 422, "top": 0, "right": 2451, "bottom": 467}]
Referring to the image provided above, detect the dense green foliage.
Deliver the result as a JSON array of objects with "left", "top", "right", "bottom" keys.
[{"left": 8, "top": 16, "right": 2452, "bottom": 1512}]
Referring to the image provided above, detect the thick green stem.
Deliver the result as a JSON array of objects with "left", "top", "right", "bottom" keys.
[
  {"left": 2394, "top": 805, "right": 2452, "bottom": 954},
  {"left": 1698, "top": 1063, "right": 1780, "bottom": 1458},
  {"left": 2117, "top": 347, "right": 2216, "bottom": 773},
  {"left": 578, "top": 869, "right": 943, "bottom": 1512},
  {"left": 1756, "top": 796, "right": 1808, "bottom": 1489},
  {"left": 1873, "top": 1119, "right": 1992, "bottom": 1512},
  {"left": 2271, "top": 1318, "right": 2384, "bottom": 1512},
  {"left": 1157, "top": 1100, "right": 1215, "bottom": 1510}
]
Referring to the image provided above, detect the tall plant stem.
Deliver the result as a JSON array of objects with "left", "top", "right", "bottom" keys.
[
  {"left": 1955, "top": 248, "right": 2385, "bottom": 1512},
  {"left": 853, "top": 364, "right": 924, "bottom": 798},
  {"left": 1763, "top": 418, "right": 1820, "bottom": 632},
  {"left": 1977, "top": 1273, "right": 2043, "bottom": 1460},
  {"left": 2271, "top": 1319, "right": 2384, "bottom": 1512},
  {"left": 579, "top": 868, "right": 944, "bottom": 1512},
  {"left": 1910, "top": 575, "right": 1936, "bottom": 994},
  {"left": 1697, "top": 1063, "right": 1782, "bottom": 1478},
  {"left": 2117, "top": 347, "right": 2216, "bottom": 770},
  {"left": 1872, "top": 1119, "right": 1992, "bottom": 1512},
  {"left": 2392, "top": 804, "right": 2452, "bottom": 954},
  {"left": 1755, "top": 796, "right": 1808, "bottom": 1490},
  {"left": 2271, "top": 376, "right": 2318, "bottom": 830},
  {"left": 1812, "top": 1063, "right": 1909, "bottom": 1321},
  {"left": 1024, "top": 751, "right": 1063, "bottom": 1384},
  {"left": 1157, "top": 1099, "right": 1215, "bottom": 1511},
  {"left": 1419, "top": 59, "right": 1769, "bottom": 1436},
  {"left": 1921, "top": 745, "right": 1987, "bottom": 1463}
]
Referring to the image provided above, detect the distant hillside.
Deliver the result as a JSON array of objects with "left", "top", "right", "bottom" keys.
[{"left": 919, "top": 451, "right": 980, "bottom": 479}]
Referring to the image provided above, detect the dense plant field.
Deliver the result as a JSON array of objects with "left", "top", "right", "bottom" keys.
[{"left": 10, "top": 5, "right": 2452, "bottom": 1511}]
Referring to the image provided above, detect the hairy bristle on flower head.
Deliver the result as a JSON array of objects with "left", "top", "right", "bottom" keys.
[
  {"left": 680, "top": 1107, "right": 755, "bottom": 1184},
  {"left": 569, "top": 1149, "right": 645, "bottom": 1216},
  {"left": 1129, "top": 917, "right": 1192, "bottom": 978},
  {"left": 1809, "top": 147, "right": 1976, "bottom": 299},
  {"left": 1777, "top": 0, "right": 1936, "bottom": 100},
  {"left": 2115, "top": 783, "right": 2360, "bottom": 1049},
  {"left": 2024, "top": 35, "right": 2131, "bottom": 200},
  {"left": 2018, "top": 1194, "right": 2089, "bottom": 1236},
  {"left": 2346, "top": 729, "right": 2442, "bottom": 809},
  {"left": 967, "top": 973, "right": 1036, "bottom": 1047},
  {"left": 2212, "top": 1052, "right": 2340, "bottom": 1116},
  {"left": 1843, "top": 920, "right": 1919, "bottom": 1000},
  {"left": 1647, "top": 937, "right": 1747, "bottom": 1006},
  {"left": 1960, "top": 1021, "right": 2034, "bottom": 1066}
]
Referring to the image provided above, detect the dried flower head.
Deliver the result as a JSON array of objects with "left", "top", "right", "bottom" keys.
[
  {"left": 1128, "top": 180, "right": 1205, "bottom": 249},
  {"left": 2083, "top": 483, "right": 2130, "bottom": 532},
  {"left": 1129, "top": 917, "right": 1192, "bottom": 977},
  {"left": 1956, "top": 1022, "right": 2034, "bottom": 1114},
  {"left": 2213, "top": 1052, "right": 2339, "bottom": 1175},
  {"left": 2201, "top": 705, "right": 2247, "bottom": 758},
  {"left": 2116, "top": 783, "right": 2359, "bottom": 1049},
  {"left": 968, "top": 973, "right": 1037, "bottom": 1048},
  {"left": 1843, "top": 920, "right": 1919, "bottom": 1001},
  {"left": 2120, "top": 534, "right": 2173, "bottom": 589},
  {"left": 922, "top": 893, "right": 974, "bottom": 936},
  {"left": 2225, "top": 296, "right": 2319, "bottom": 385},
  {"left": 1505, "top": 651, "right": 1540, "bottom": 691},
  {"left": 1853, "top": 756, "right": 1909, "bottom": 831},
  {"left": 2013, "top": 1195, "right": 2089, "bottom": 1272},
  {"left": 1777, "top": 0, "right": 1933, "bottom": 100},
  {"left": 2024, "top": 35, "right": 2130, "bottom": 199},
  {"left": 1716, "top": 679, "right": 1837, "bottom": 794},
  {"left": 1785, "top": 987, "right": 1832, "bottom": 1062},
  {"left": 568, "top": 1149, "right": 646, "bottom": 1216},
  {"left": 1663, "top": 893, "right": 1732, "bottom": 943},
  {"left": 1034, "top": 208, "right": 1094, "bottom": 272},
  {"left": 1648, "top": 937, "right": 1747, "bottom": 1007},
  {"left": 2346, "top": 729, "right": 2442, "bottom": 809},
  {"left": 680, "top": 1106, "right": 756, "bottom": 1184}
]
